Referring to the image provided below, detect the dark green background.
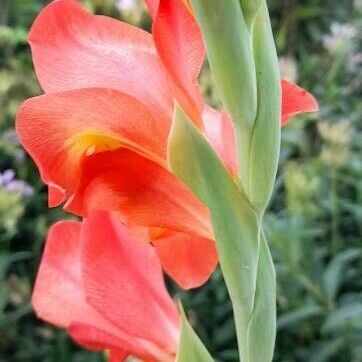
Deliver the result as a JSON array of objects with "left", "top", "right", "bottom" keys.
[{"left": 0, "top": 0, "right": 361, "bottom": 361}]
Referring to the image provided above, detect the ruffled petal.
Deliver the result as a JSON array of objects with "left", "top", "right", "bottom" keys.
[
  {"left": 31, "top": 221, "right": 127, "bottom": 340},
  {"left": 32, "top": 217, "right": 177, "bottom": 360},
  {"left": 68, "top": 323, "right": 129, "bottom": 353},
  {"left": 69, "top": 323, "right": 151, "bottom": 361},
  {"left": 16, "top": 88, "right": 169, "bottom": 200},
  {"left": 152, "top": 231, "right": 218, "bottom": 289},
  {"left": 66, "top": 149, "right": 213, "bottom": 240},
  {"left": 81, "top": 211, "right": 179, "bottom": 355},
  {"left": 29, "top": 0, "right": 172, "bottom": 120},
  {"left": 48, "top": 185, "right": 66, "bottom": 207},
  {"left": 281, "top": 79, "right": 319, "bottom": 125},
  {"left": 32, "top": 221, "right": 86, "bottom": 327},
  {"left": 150, "top": 0, "right": 205, "bottom": 125}
]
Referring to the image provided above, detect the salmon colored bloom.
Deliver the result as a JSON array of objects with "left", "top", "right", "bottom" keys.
[
  {"left": 32, "top": 211, "right": 179, "bottom": 362},
  {"left": 17, "top": 0, "right": 318, "bottom": 288},
  {"left": 16, "top": 88, "right": 217, "bottom": 288},
  {"left": 66, "top": 148, "right": 217, "bottom": 288}
]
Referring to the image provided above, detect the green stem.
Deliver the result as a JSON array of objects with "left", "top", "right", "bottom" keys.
[
  {"left": 177, "top": 1, "right": 281, "bottom": 360},
  {"left": 169, "top": 108, "right": 277, "bottom": 362}
]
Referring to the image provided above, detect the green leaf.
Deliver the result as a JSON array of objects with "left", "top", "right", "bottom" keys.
[
  {"left": 176, "top": 304, "right": 214, "bottom": 362},
  {"left": 169, "top": 106, "right": 276, "bottom": 361},
  {"left": 245, "top": 231, "right": 276, "bottom": 362},
  {"left": 277, "top": 305, "right": 323, "bottom": 329},
  {"left": 322, "top": 248, "right": 362, "bottom": 302},
  {"left": 309, "top": 338, "right": 344, "bottom": 362},
  {"left": 245, "top": 1, "right": 281, "bottom": 211},
  {"left": 169, "top": 105, "right": 259, "bottom": 314},
  {"left": 322, "top": 303, "right": 362, "bottom": 333}
]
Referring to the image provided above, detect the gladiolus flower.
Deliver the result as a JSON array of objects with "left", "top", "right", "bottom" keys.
[
  {"left": 17, "top": 89, "right": 217, "bottom": 289},
  {"left": 17, "top": 0, "right": 318, "bottom": 288},
  {"left": 32, "top": 211, "right": 179, "bottom": 362}
]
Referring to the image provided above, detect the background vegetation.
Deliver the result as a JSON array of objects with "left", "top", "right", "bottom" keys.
[{"left": 0, "top": 0, "right": 361, "bottom": 361}]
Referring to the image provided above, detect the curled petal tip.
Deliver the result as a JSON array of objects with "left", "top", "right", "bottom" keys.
[{"left": 281, "top": 79, "right": 319, "bottom": 125}]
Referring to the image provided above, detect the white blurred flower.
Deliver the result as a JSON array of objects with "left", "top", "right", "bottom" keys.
[
  {"left": 323, "top": 22, "right": 357, "bottom": 52},
  {"left": 116, "top": 0, "right": 137, "bottom": 11}
]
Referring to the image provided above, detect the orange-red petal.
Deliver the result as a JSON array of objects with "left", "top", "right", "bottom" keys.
[
  {"left": 281, "top": 80, "right": 319, "bottom": 125},
  {"left": 81, "top": 211, "right": 179, "bottom": 354},
  {"left": 108, "top": 349, "right": 128, "bottom": 362},
  {"left": 68, "top": 322, "right": 129, "bottom": 354},
  {"left": 152, "top": 231, "right": 218, "bottom": 289},
  {"left": 67, "top": 149, "right": 213, "bottom": 241},
  {"left": 68, "top": 323, "right": 156, "bottom": 361},
  {"left": 146, "top": 0, "right": 205, "bottom": 125},
  {"left": 32, "top": 213, "right": 179, "bottom": 360},
  {"left": 32, "top": 220, "right": 86, "bottom": 328},
  {"left": 48, "top": 185, "right": 66, "bottom": 207},
  {"left": 16, "top": 88, "right": 169, "bottom": 200},
  {"left": 29, "top": 0, "right": 172, "bottom": 120},
  {"left": 31, "top": 221, "right": 129, "bottom": 342}
]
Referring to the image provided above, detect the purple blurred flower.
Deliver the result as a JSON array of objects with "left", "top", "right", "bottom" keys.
[
  {"left": 0, "top": 169, "right": 15, "bottom": 185},
  {"left": 0, "top": 169, "right": 34, "bottom": 197},
  {"left": 6, "top": 180, "right": 34, "bottom": 197}
]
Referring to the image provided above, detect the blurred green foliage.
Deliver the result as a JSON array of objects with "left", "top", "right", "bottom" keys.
[{"left": 0, "top": 0, "right": 361, "bottom": 361}]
